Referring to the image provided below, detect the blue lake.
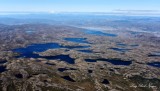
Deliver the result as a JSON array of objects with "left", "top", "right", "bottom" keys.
[
  {"left": 117, "top": 43, "right": 127, "bottom": 46},
  {"left": 13, "top": 43, "right": 61, "bottom": 54},
  {"left": 148, "top": 52, "right": 160, "bottom": 57},
  {"left": 147, "top": 62, "right": 160, "bottom": 68},
  {"left": 13, "top": 43, "right": 61, "bottom": 58},
  {"left": 13, "top": 43, "right": 90, "bottom": 57},
  {"left": 77, "top": 50, "right": 92, "bottom": 53},
  {"left": 110, "top": 48, "right": 131, "bottom": 52},
  {"left": 83, "top": 29, "right": 117, "bottom": 37},
  {"left": 63, "top": 45, "right": 90, "bottom": 49},
  {"left": 85, "top": 58, "right": 132, "bottom": 65},
  {"left": 13, "top": 43, "right": 85, "bottom": 64},
  {"left": 64, "top": 38, "right": 89, "bottom": 44},
  {"left": 130, "top": 44, "right": 139, "bottom": 47},
  {"left": 116, "top": 42, "right": 139, "bottom": 47}
]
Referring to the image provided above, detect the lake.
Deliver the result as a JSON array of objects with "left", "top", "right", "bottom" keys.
[
  {"left": 85, "top": 58, "right": 132, "bottom": 65},
  {"left": 83, "top": 29, "right": 117, "bottom": 37},
  {"left": 147, "top": 62, "right": 160, "bottom": 68},
  {"left": 109, "top": 48, "right": 131, "bottom": 52},
  {"left": 64, "top": 38, "right": 89, "bottom": 44},
  {"left": 13, "top": 43, "right": 77, "bottom": 64},
  {"left": 77, "top": 50, "right": 92, "bottom": 53},
  {"left": 61, "top": 76, "right": 75, "bottom": 82},
  {"left": 148, "top": 52, "right": 160, "bottom": 57},
  {"left": 0, "top": 66, "right": 6, "bottom": 73}
]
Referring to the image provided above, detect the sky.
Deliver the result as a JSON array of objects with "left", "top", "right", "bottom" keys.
[{"left": 0, "top": 0, "right": 160, "bottom": 13}]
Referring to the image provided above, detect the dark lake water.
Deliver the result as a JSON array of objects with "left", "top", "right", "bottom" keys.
[
  {"left": 85, "top": 59, "right": 97, "bottom": 62},
  {"left": 13, "top": 43, "right": 61, "bottom": 54},
  {"left": 13, "top": 43, "right": 91, "bottom": 64},
  {"left": 147, "top": 62, "right": 160, "bottom": 68},
  {"left": 83, "top": 29, "right": 117, "bottom": 37},
  {"left": 0, "top": 60, "right": 7, "bottom": 64},
  {"left": 15, "top": 74, "right": 23, "bottom": 78},
  {"left": 148, "top": 52, "right": 160, "bottom": 57},
  {"left": 0, "top": 60, "right": 7, "bottom": 73},
  {"left": 58, "top": 68, "right": 68, "bottom": 72},
  {"left": 77, "top": 50, "right": 92, "bottom": 53},
  {"left": 88, "top": 70, "right": 93, "bottom": 73},
  {"left": 61, "top": 76, "right": 75, "bottom": 82},
  {"left": 46, "top": 62, "right": 55, "bottom": 66},
  {"left": 13, "top": 44, "right": 75, "bottom": 64},
  {"left": 13, "top": 43, "right": 90, "bottom": 56},
  {"left": 64, "top": 38, "right": 88, "bottom": 44},
  {"left": 16, "top": 53, "right": 75, "bottom": 64},
  {"left": 63, "top": 45, "right": 90, "bottom": 49},
  {"left": 130, "top": 44, "right": 139, "bottom": 47},
  {"left": 110, "top": 48, "right": 131, "bottom": 52},
  {"left": 13, "top": 43, "right": 61, "bottom": 58},
  {"left": 58, "top": 68, "right": 77, "bottom": 72},
  {"left": 0, "top": 66, "right": 6, "bottom": 73},
  {"left": 85, "top": 58, "right": 132, "bottom": 65},
  {"left": 102, "top": 79, "right": 110, "bottom": 84},
  {"left": 117, "top": 43, "right": 127, "bottom": 46},
  {"left": 116, "top": 42, "right": 139, "bottom": 48}
]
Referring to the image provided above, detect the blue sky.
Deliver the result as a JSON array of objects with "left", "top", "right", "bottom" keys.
[{"left": 0, "top": 0, "right": 159, "bottom": 12}]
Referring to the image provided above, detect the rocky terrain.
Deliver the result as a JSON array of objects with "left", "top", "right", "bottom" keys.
[{"left": 0, "top": 16, "right": 160, "bottom": 91}]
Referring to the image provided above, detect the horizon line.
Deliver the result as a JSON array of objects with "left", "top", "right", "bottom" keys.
[{"left": 0, "top": 11, "right": 160, "bottom": 17}]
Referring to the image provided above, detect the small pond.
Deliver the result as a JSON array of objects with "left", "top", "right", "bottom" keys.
[
  {"left": 61, "top": 76, "right": 75, "bottom": 82},
  {"left": 88, "top": 70, "right": 93, "bottom": 73},
  {"left": 102, "top": 79, "right": 110, "bottom": 84},
  {"left": 58, "top": 68, "right": 77, "bottom": 72},
  {"left": 46, "top": 62, "right": 55, "bottom": 66},
  {"left": 0, "top": 66, "right": 6, "bottom": 73},
  {"left": 15, "top": 74, "right": 23, "bottom": 78}
]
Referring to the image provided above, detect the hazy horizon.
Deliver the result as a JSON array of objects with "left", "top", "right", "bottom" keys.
[{"left": 0, "top": 0, "right": 160, "bottom": 13}]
